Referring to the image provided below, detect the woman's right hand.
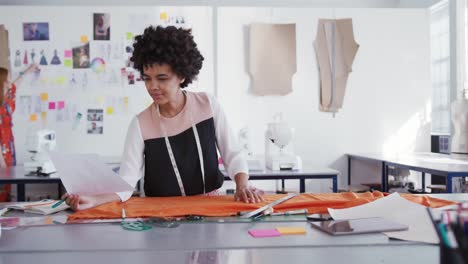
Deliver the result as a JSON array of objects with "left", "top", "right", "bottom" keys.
[
  {"left": 63, "top": 193, "right": 98, "bottom": 211},
  {"left": 63, "top": 193, "right": 120, "bottom": 211}
]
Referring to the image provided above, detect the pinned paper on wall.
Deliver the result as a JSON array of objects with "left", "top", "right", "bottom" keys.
[
  {"left": 126, "top": 32, "right": 133, "bottom": 40},
  {"left": 41, "top": 111, "right": 47, "bottom": 122},
  {"left": 58, "top": 101, "right": 65, "bottom": 110},
  {"left": 249, "top": 23, "right": 297, "bottom": 96},
  {"left": 19, "top": 96, "right": 32, "bottom": 115},
  {"left": 64, "top": 50, "right": 72, "bottom": 58},
  {"left": 33, "top": 95, "right": 42, "bottom": 113},
  {"left": 123, "top": 96, "right": 129, "bottom": 113},
  {"left": 40, "top": 92, "right": 48, "bottom": 101},
  {"left": 106, "top": 107, "right": 114, "bottom": 115},
  {"left": 29, "top": 114, "right": 38, "bottom": 122},
  {"left": 97, "top": 96, "right": 105, "bottom": 105},
  {"left": 40, "top": 77, "right": 48, "bottom": 86},
  {"left": 64, "top": 59, "right": 72, "bottom": 67},
  {"left": 48, "top": 102, "right": 56, "bottom": 110},
  {"left": 160, "top": 11, "right": 168, "bottom": 21},
  {"left": 80, "top": 35, "right": 88, "bottom": 43},
  {"left": 55, "top": 76, "right": 67, "bottom": 85}
]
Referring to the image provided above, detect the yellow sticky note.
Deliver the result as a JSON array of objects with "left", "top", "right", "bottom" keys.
[
  {"left": 80, "top": 35, "right": 88, "bottom": 43},
  {"left": 29, "top": 114, "right": 38, "bottom": 122},
  {"left": 276, "top": 227, "right": 306, "bottom": 235},
  {"left": 41, "top": 111, "right": 47, "bottom": 120},
  {"left": 97, "top": 96, "right": 105, "bottom": 105},
  {"left": 64, "top": 59, "right": 72, "bottom": 67},
  {"left": 40, "top": 93, "right": 48, "bottom": 101},
  {"left": 123, "top": 96, "right": 129, "bottom": 105},
  {"left": 106, "top": 107, "right": 114, "bottom": 115},
  {"left": 56, "top": 76, "right": 66, "bottom": 85},
  {"left": 160, "top": 11, "right": 168, "bottom": 21},
  {"left": 126, "top": 32, "right": 134, "bottom": 40}
]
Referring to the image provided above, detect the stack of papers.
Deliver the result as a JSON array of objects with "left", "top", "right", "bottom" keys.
[
  {"left": 3, "top": 199, "right": 69, "bottom": 215},
  {"left": 328, "top": 193, "right": 441, "bottom": 243}
]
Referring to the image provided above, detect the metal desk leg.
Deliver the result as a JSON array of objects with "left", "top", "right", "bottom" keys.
[
  {"left": 332, "top": 175, "right": 337, "bottom": 193},
  {"left": 447, "top": 175, "right": 452, "bottom": 193},
  {"left": 348, "top": 156, "right": 351, "bottom": 185},
  {"left": 299, "top": 179, "right": 305, "bottom": 193},
  {"left": 421, "top": 172, "right": 425, "bottom": 192},
  {"left": 383, "top": 163, "right": 388, "bottom": 192},
  {"left": 282, "top": 179, "right": 286, "bottom": 192},
  {"left": 17, "top": 184, "right": 25, "bottom": 202}
]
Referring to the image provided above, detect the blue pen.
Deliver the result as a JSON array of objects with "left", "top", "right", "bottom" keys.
[{"left": 51, "top": 198, "right": 66, "bottom": 209}]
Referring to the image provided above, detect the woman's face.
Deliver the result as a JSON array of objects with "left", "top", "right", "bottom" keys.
[{"left": 142, "top": 63, "right": 184, "bottom": 106}]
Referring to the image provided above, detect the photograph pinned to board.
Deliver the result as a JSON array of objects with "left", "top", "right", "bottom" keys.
[
  {"left": 249, "top": 23, "right": 297, "bottom": 96},
  {"left": 94, "top": 13, "right": 111, "bottom": 41},
  {"left": 72, "top": 42, "right": 90, "bottom": 69},
  {"left": 23, "top": 22, "right": 49, "bottom": 41},
  {"left": 87, "top": 109, "right": 103, "bottom": 134}
]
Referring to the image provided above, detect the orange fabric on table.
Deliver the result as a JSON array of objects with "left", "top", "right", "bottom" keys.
[{"left": 68, "top": 191, "right": 456, "bottom": 220}]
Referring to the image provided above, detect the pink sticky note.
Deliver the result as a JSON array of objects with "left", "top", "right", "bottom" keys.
[
  {"left": 48, "top": 102, "right": 56, "bottom": 110},
  {"left": 58, "top": 101, "right": 65, "bottom": 109},
  {"left": 64, "top": 50, "right": 72, "bottom": 58},
  {"left": 248, "top": 229, "right": 281, "bottom": 238}
]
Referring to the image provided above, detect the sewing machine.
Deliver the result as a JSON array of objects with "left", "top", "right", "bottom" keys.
[
  {"left": 24, "top": 129, "right": 57, "bottom": 175},
  {"left": 265, "top": 114, "right": 302, "bottom": 171}
]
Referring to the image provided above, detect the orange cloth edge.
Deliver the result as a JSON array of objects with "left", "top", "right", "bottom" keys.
[{"left": 68, "top": 191, "right": 457, "bottom": 221}]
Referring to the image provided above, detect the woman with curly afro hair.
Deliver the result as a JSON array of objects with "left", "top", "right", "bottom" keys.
[{"left": 64, "top": 26, "right": 263, "bottom": 211}]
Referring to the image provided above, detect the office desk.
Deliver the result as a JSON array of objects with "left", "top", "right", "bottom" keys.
[
  {"left": 0, "top": 166, "right": 61, "bottom": 202},
  {"left": 2, "top": 193, "right": 462, "bottom": 264},
  {"left": 348, "top": 153, "right": 468, "bottom": 193},
  {"left": 223, "top": 167, "right": 339, "bottom": 193},
  {"left": 0, "top": 212, "right": 435, "bottom": 264}
]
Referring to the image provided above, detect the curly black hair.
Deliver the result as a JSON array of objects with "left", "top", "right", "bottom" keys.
[{"left": 130, "top": 26, "right": 204, "bottom": 88}]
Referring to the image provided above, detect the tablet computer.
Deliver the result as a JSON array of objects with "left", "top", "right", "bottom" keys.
[{"left": 310, "top": 217, "right": 408, "bottom": 236}]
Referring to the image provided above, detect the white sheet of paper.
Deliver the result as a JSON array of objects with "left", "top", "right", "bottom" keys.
[
  {"left": 328, "top": 193, "right": 439, "bottom": 244},
  {"left": 50, "top": 152, "right": 133, "bottom": 195}
]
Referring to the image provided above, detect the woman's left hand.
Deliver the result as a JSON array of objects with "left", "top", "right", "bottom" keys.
[{"left": 234, "top": 185, "right": 264, "bottom": 203}]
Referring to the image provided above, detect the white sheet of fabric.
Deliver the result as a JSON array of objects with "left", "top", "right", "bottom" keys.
[
  {"left": 314, "top": 18, "right": 359, "bottom": 113},
  {"left": 328, "top": 193, "right": 439, "bottom": 244},
  {"left": 249, "top": 23, "right": 296, "bottom": 96}
]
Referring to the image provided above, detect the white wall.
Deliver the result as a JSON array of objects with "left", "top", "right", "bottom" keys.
[
  {"left": 0, "top": 5, "right": 432, "bottom": 196},
  {"left": 0, "top": 6, "right": 213, "bottom": 200},
  {"left": 0, "top": 6, "right": 213, "bottom": 165},
  {"left": 217, "top": 7, "right": 432, "bottom": 192}
]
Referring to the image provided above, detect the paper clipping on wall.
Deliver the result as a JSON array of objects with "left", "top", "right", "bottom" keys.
[{"left": 249, "top": 23, "right": 296, "bottom": 96}]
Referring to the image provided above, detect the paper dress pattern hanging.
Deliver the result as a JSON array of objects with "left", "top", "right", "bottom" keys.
[
  {"left": 314, "top": 18, "right": 359, "bottom": 115},
  {"left": 249, "top": 23, "right": 297, "bottom": 96}
]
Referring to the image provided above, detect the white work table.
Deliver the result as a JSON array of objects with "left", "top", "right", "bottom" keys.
[{"left": 1, "top": 193, "right": 464, "bottom": 264}]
